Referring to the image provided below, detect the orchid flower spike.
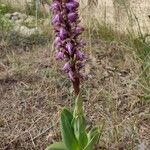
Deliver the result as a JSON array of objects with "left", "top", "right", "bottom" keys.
[{"left": 51, "top": 0, "right": 86, "bottom": 95}]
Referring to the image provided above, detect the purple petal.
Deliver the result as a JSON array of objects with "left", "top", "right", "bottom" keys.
[
  {"left": 63, "top": 63, "right": 71, "bottom": 73},
  {"left": 66, "top": 42, "right": 73, "bottom": 55},
  {"left": 59, "top": 27, "right": 68, "bottom": 40},
  {"left": 76, "top": 50, "right": 85, "bottom": 61},
  {"left": 52, "top": 14, "right": 62, "bottom": 25},
  {"left": 56, "top": 51, "right": 64, "bottom": 60},
  {"left": 54, "top": 37, "right": 61, "bottom": 46},
  {"left": 68, "top": 0, "right": 77, "bottom": 2},
  {"left": 66, "top": 2, "right": 79, "bottom": 11},
  {"left": 54, "top": 36, "right": 62, "bottom": 49},
  {"left": 75, "top": 26, "right": 84, "bottom": 35},
  {"left": 55, "top": 43, "right": 61, "bottom": 49},
  {"left": 68, "top": 12, "right": 79, "bottom": 23},
  {"left": 68, "top": 71, "right": 75, "bottom": 81},
  {"left": 51, "top": 2, "right": 61, "bottom": 12}
]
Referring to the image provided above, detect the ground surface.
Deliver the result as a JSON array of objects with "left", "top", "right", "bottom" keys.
[{"left": 0, "top": 36, "right": 150, "bottom": 150}]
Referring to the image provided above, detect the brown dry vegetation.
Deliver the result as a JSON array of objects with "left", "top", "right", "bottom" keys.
[
  {"left": 0, "top": 32, "right": 150, "bottom": 149},
  {"left": 0, "top": 0, "right": 150, "bottom": 150}
]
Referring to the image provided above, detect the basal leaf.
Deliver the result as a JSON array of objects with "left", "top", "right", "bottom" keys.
[
  {"left": 46, "top": 142, "right": 67, "bottom": 150},
  {"left": 60, "top": 108, "right": 79, "bottom": 150},
  {"left": 73, "top": 116, "right": 88, "bottom": 149}
]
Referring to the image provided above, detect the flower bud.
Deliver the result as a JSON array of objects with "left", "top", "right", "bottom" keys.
[
  {"left": 66, "top": 42, "right": 73, "bottom": 55},
  {"left": 75, "top": 26, "right": 84, "bottom": 35},
  {"left": 54, "top": 37, "right": 61, "bottom": 46},
  {"left": 68, "top": 71, "right": 75, "bottom": 81},
  {"left": 76, "top": 50, "right": 85, "bottom": 61},
  {"left": 66, "top": 1, "right": 79, "bottom": 11},
  {"left": 59, "top": 27, "right": 68, "bottom": 40},
  {"left": 56, "top": 51, "right": 64, "bottom": 60},
  {"left": 68, "top": 12, "right": 79, "bottom": 23},
  {"left": 51, "top": 2, "right": 61, "bottom": 12},
  {"left": 52, "top": 14, "right": 62, "bottom": 25},
  {"left": 63, "top": 63, "right": 71, "bottom": 73}
]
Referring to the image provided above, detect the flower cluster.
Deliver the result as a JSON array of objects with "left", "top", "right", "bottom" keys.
[{"left": 51, "top": 0, "right": 85, "bottom": 94}]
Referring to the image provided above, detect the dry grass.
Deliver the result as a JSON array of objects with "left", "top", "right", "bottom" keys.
[
  {"left": 0, "top": 42, "right": 69, "bottom": 150},
  {"left": 0, "top": 0, "right": 150, "bottom": 149},
  {"left": 0, "top": 32, "right": 150, "bottom": 149},
  {"left": 79, "top": 0, "right": 150, "bottom": 35}
]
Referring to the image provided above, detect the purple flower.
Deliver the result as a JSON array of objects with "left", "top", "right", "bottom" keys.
[
  {"left": 66, "top": 1, "right": 79, "bottom": 11},
  {"left": 54, "top": 37, "right": 61, "bottom": 45},
  {"left": 56, "top": 51, "right": 64, "bottom": 60},
  {"left": 68, "top": 71, "right": 75, "bottom": 81},
  {"left": 52, "top": 14, "right": 62, "bottom": 25},
  {"left": 54, "top": 36, "right": 62, "bottom": 49},
  {"left": 51, "top": 0, "right": 86, "bottom": 85},
  {"left": 55, "top": 43, "right": 61, "bottom": 49},
  {"left": 59, "top": 27, "right": 68, "bottom": 40},
  {"left": 66, "top": 42, "right": 73, "bottom": 55},
  {"left": 63, "top": 63, "right": 71, "bottom": 73},
  {"left": 68, "top": 0, "right": 74, "bottom": 1},
  {"left": 75, "top": 26, "right": 84, "bottom": 35},
  {"left": 68, "top": 12, "right": 79, "bottom": 22},
  {"left": 51, "top": 2, "right": 61, "bottom": 12},
  {"left": 76, "top": 50, "right": 85, "bottom": 61}
]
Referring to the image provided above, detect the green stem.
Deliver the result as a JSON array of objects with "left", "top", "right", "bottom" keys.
[{"left": 73, "top": 94, "right": 83, "bottom": 117}]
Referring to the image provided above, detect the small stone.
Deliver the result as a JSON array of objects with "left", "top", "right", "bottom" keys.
[
  {"left": 12, "top": 12, "right": 20, "bottom": 16},
  {"left": 138, "top": 142, "right": 148, "bottom": 150},
  {"left": 24, "top": 16, "right": 35, "bottom": 24},
  {"left": 103, "top": 71, "right": 109, "bottom": 77},
  {"left": 15, "top": 19, "right": 24, "bottom": 24},
  {"left": 14, "top": 25, "right": 42, "bottom": 36},
  {"left": 19, "top": 13, "right": 27, "bottom": 20},
  {"left": 11, "top": 15, "right": 19, "bottom": 21}
]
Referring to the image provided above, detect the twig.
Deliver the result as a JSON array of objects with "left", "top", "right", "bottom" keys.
[
  {"left": 33, "top": 119, "right": 59, "bottom": 140},
  {"left": 8, "top": 115, "right": 46, "bottom": 145},
  {"left": 28, "top": 132, "right": 36, "bottom": 147}
]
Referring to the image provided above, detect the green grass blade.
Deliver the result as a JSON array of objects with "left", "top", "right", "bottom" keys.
[{"left": 83, "top": 127, "right": 99, "bottom": 150}]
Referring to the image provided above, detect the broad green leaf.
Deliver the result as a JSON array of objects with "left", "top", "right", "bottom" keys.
[
  {"left": 60, "top": 108, "right": 79, "bottom": 150},
  {"left": 46, "top": 142, "right": 67, "bottom": 150},
  {"left": 73, "top": 116, "right": 88, "bottom": 149}
]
